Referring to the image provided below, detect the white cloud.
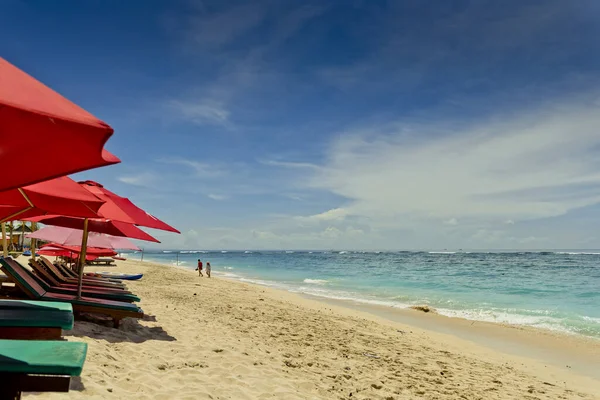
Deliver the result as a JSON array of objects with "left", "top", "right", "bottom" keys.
[
  {"left": 207, "top": 194, "right": 228, "bottom": 201},
  {"left": 117, "top": 173, "right": 156, "bottom": 187},
  {"left": 157, "top": 158, "right": 225, "bottom": 178},
  {"left": 504, "top": 219, "right": 515, "bottom": 225},
  {"left": 260, "top": 159, "right": 320, "bottom": 170},
  {"left": 251, "top": 230, "right": 279, "bottom": 241},
  {"left": 296, "top": 208, "right": 349, "bottom": 223},
  {"left": 444, "top": 218, "right": 458, "bottom": 225},
  {"left": 517, "top": 236, "right": 549, "bottom": 244},
  {"left": 169, "top": 99, "right": 230, "bottom": 126},
  {"left": 309, "top": 96, "right": 600, "bottom": 227}
]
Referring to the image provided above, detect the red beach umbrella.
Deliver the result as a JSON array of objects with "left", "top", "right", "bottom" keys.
[
  {"left": 33, "top": 180, "right": 178, "bottom": 298},
  {"left": 42, "top": 243, "right": 117, "bottom": 258},
  {"left": 0, "top": 57, "right": 120, "bottom": 191},
  {"left": 0, "top": 176, "right": 105, "bottom": 222},
  {"left": 78, "top": 181, "right": 180, "bottom": 233},
  {"left": 27, "top": 215, "right": 160, "bottom": 243},
  {"left": 28, "top": 226, "right": 141, "bottom": 251}
]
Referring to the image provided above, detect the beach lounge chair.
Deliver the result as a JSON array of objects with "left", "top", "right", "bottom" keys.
[
  {"left": 37, "top": 257, "right": 126, "bottom": 289},
  {"left": 30, "top": 260, "right": 132, "bottom": 294},
  {"left": 0, "top": 300, "right": 74, "bottom": 340},
  {"left": 0, "top": 339, "right": 87, "bottom": 399},
  {"left": 0, "top": 257, "right": 143, "bottom": 328},
  {"left": 56, "top": 262, "right": 78, "bottom": 278},
  {"left": 88, "top": 257, "right": 116, "bottom": 266},
  {"left": 25, "top": 264, "right": 141, "bottom": 303}
]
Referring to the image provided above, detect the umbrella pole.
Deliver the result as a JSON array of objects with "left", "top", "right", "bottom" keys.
[
  {"left": 1, "top": 223, "right": 7, "bottom": 257},
  {"left": 19, "top": 221, "right": 25, "bottom": 251},
  {"left": 30, "top": 222, "right": 37, "bottom": 261},
  {"left": 77, "top": 218, "right": 90, "bottom": 299}
]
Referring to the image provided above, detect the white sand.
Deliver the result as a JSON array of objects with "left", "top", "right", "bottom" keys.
[{"left": 28, "top": 258, "right": 600, "bottom": 399}]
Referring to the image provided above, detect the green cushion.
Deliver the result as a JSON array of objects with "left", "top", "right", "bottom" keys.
[
  {"left": 0, "top": 340, "right": 87, "bottom": 375},
  {"left": 0, "top": 300, "right": 72, "bottom": 313},
  {"left": 0, "top": 309, "right": 73, "bottom": 330}
]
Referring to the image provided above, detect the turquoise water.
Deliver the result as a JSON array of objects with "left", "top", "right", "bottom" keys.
[{"left": 123, "top": 250, "right": 600, "bottom": 338}]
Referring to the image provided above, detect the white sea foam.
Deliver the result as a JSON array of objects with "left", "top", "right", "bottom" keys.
[
  {"left": 293, "top": 287, "right": 408, "bottom": 308},
  {"left": 338, "top": 251, "right": 348, "bottom": 254},
  {"left": 285, "top": 251, "right": 295, "bottom": 254},
  {"left": 221, "top": 251, "right": 228, "bottom": 253},
  {"left": 429, "top": 251, "right": 456, "bottom": 254},
  {"left": 582, "top": 316, "right": 600, "bottom": 323},
  {"left": 434, "top": 308, "right": 577, "bottom": 335},
  {"left": 555, "top": 252, "right": 600, "bottom": 255},
  {"left": 213, "top": 271, "right": 242, "bottom": 279},
  {"left": 162, "top": 250, "right": 173, "bottom": 253},
  {"left": 244, "top": 251, "right": 253, "bottom": 254},
  {"left": 238, "top": 277, "right": 287, "bottom": 288},
  {"left": 223, "top": 266, "right": 234, "bottom": 270},
  {"left": 303, "top": 279, "right": 329, "bottom": 285}
]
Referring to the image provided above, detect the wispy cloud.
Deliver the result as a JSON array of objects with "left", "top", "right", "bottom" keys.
[
  {"left": 184, "top": 2, "right": 268, "bottom": 51},
  {"left": 207, "top": 193, "right": 229, "bottom": 201},
  {"left": 165, "top": 2, "right": 326, "bottom": 128},
  {"left": 168, "top": 99, "right": 230, "bottom": 127},
  {"left": 260, "top": 159, "right": 320, "bottom": 170},
  {"left": 157, "top": 157, "right": 226, "bottom": 177},
  {"left": 308, "top": 94, "right": 600, "bottom": 227},
  {"left": 117, "top": 173, "right": 156, "bottom": 187},
  {"left": 295, "top": 208, "right": 349, "bottom": 223}
]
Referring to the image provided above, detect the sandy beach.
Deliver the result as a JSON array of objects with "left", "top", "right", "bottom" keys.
[{"left": 26, "top": 257, "right": 600, "bottom": 400}]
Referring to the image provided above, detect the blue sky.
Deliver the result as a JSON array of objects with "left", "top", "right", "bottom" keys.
[{"left": 3, "top": 0, "right": 600, "bottom": 250}]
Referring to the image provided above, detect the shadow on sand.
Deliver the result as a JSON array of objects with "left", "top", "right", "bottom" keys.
[
  {"left": 70, "top": 314, "right": 176, "bottom": 343},
  {"left": 26, "top": 376, "right": 85, "bottom": 397},
  {"left": 69, "top": 376, "right": 85, "bottom": 391}
]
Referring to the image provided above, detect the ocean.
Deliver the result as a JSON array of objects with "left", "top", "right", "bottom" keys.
[{"left": 121, "top": 250, "right": 600, "bottom": 339}]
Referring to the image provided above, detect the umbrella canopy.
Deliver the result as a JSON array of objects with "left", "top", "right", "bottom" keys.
[
  {"left": 27, "top": 226, "right": 140, "bottom": 250},
  {"left": 38, "top": 245, "right": 79, "bottom": 258},
  {"left": 79, "top": 181, "right": 180, "bottom": 233},
  {"left": 41, "top": 243, "right": 117, "bottom": 258},
  {"left": 0, "top": 176, "right": 105, "bottom": 222},
  {"left": 26, "top": 215, "right": 160, "bottom": 243},
  {"left": 0, "top": 57, "right": 120, "bottom": 191}
]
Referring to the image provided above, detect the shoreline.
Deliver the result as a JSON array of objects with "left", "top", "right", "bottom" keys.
[
  {"left": 140, "top": 257, "right": 600, "bottom": 380},
  {"left": 138, "top": 254, "right": 599, "bottom": 342},
  {"left": 135, "top": 259, "right": 600, "bottom": 382},
  {"left": 213, "top": 274, "right": 600, "bottom": 380},
  {"left": 32, "top": 257, "right": 599, "bottom": 399}
]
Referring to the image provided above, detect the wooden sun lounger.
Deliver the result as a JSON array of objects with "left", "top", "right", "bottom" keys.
[
  {"left": 0, "top": 339, "right": 87, "bottom": 399},
  {"left": 56, "top": 262, "right": 78, "bottom": 278},
  {"left": 37, "top": 257, "right": 126, "bottom": 289},
  {"left": 88, "top": 257, "right": 116, "bottom": 266},
  {"left": 0, "top": 300, "right": 74, "bottom": 340},
  {"left": 0, "top": 257, "right": 143, "bottom": 328},
  {"left": 30, "top": 260, "right": 133, "bottom": 295},
  {"left": 26, "top": 264, "right": 141, "bottom": 303}
]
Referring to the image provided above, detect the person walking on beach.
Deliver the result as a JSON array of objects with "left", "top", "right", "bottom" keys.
[
  {"left": 196, "top": 259, "right": 203, "bottom": 277},
  {"left": 206, "top": 262, "right": 211, "bottom": 278}
]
